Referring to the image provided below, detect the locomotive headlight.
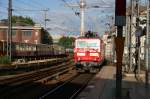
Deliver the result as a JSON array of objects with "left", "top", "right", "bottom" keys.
[
  {"left": 90, "top": 53, "right": 98, "bottom": 56},
  {"left": 77, "top": 53, "right": 85, "bottom": 56}
]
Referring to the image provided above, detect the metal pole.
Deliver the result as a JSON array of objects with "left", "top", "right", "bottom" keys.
[
  {"left": 1, "top": 40, "right": 4, "bottom": 53},
  {"left": 8, "top": 0, "right": 12, "bottom": 62},
  {"left": 44, "top": 10, "right": 46, "bottom": 29},
  {"left": 136, "top": 0, "right": 141, "bottom": 74},
  {"left": 135, "top": 0, "right": 140, "bottom": 74},
  {"left": 108, "top": 24, "right": 112, "bottom": 62},
  {"left": 80, "top": 0, "right": 85, "bottom": 36},
  {"left": 129, "top": 0, "right": 133, "bottom": 72},
  {"left": 125, "top": 16, "right": 129, "bottom": 71},
  {"left": 7, "top": 31, "right": 9, "bottom": 56},
  {"left": 44, "top": 9, "right": 50, "bottom": 30},
  {"left": 115, "top": 0, "right": 126, "bottom": 98},
  {"left": 7, "top": 1, "right": 9, "bottom": 57},
  {"left": 138, "top": 46, "right": 141, "bottom": 73},
  {"left": 0, "top": 40, "right": 5, "bottom": 54},
  {"left": 111, "top": 17, "right": 115, "bottom": 64},
  {"left": 44, "top": 9, "right": 48, "bottom": 29},
  {"left": 109, "top": 24, "right": 112, "bottom": 63},
  {"left": 116, "top": 26, "right": 124, "bottom": 98},
  {"left": 145, "top": 0, "right": 149, "bottom": 89}
]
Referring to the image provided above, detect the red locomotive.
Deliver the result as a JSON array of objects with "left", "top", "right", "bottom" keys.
[{"left": 74, "top": 31, "right": 105, "bottom": 73}]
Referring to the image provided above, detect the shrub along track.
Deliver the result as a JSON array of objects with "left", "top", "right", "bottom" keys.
[{"left": 0, "top": 60, "right": 75, "bottom": 99}]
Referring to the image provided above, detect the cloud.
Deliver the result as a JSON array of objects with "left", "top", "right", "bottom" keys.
[{"left": 34, "top": 0, "right": 116, "bottom": 36}]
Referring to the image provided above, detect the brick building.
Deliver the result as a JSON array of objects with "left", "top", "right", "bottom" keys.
[{"left": 0, "top": 25, "right": 42, "bottom": 44}]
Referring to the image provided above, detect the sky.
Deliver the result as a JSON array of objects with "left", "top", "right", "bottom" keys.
[{"left": 0, "top": 0, "right": 147, "bottom": 38}]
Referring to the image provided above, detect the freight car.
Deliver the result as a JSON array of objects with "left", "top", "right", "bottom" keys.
[
  {"left": 0, "top": 41, "right": 67, "bottom": 61},
  {"left": 74, "top": 32, "right": 105, "bottom": 73}
]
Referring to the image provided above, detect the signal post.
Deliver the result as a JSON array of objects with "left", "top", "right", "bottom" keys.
[{"left": 115, "top": 0, "right": 126, "bottom": 98}]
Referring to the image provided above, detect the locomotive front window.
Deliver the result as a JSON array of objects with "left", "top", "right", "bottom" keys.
[
  {"left": 77, "top": 41, "right": 87, "bottom": 48},
  {"left": 88, "top": 43, "right": 97, "bottom": 47}
]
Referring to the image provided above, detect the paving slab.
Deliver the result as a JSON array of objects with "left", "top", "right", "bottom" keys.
[{"left": 76, "top": 65, "right": 150, "bottom": 99}]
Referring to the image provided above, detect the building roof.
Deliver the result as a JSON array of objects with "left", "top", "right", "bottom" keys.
[{"left": 0, "top": 25, "right": 42, "bottom": 30}]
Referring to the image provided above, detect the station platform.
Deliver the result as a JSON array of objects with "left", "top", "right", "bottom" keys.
[{"left": 76, "top": 65, "right": 150, "bottom": 99}]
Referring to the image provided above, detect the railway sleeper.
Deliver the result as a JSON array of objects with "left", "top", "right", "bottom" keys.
[{"left": 37, "top": 67, "right": 74, "bottom": 84}]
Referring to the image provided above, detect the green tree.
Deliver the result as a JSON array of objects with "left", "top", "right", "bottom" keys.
[
  {"left": 58, "top": 36, "right": 75, "bottom": 48},
  {"left": 0, "top": 15, "right": 35, "bottom": 26},
  {"left": 12, "top": 16, "right": 35, "bottom": 26},
  {"left": 41, "top": 28, "right": 53, "bottom": 44}
]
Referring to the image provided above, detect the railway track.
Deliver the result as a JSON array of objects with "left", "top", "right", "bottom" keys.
[
  {"left": 0, "top": 57, "right": 71, "bottom": 75},
  {"left": 0, "top": 58, "right": 96, "bottom": 99},
  {"left": 39, "top": 74, "right": 94, "bottom": 99},
  {"left": 0, "top": 60, "right": 74, "bottom": 98}
]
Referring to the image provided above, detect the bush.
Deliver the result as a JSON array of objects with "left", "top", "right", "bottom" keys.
[{"left": 0, "top": 56, "right": 11, "bottom": 64}]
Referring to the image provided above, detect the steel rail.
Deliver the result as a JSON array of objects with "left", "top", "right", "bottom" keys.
[
  {"left": 0, "top": 60, "right": 74, "bottom": 95},
  {"left": 39, "top": 74, "right": 93, "bottom": 99},
  {"left": 69, "top": 75, "right": 92, "bottom": 99},
  {"left": 0, "top": 60, "right": 72, "bottom": 84}
]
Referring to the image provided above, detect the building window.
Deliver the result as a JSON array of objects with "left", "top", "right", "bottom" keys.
[
  {"left": 0, "top": 29, "right": 7, "bottom": 33},
  {"left": 22, "top": 31, "right": 32, "bottom": 36},
  {"left": 12, "top": 30, "right": 16, "bottom": 36}
]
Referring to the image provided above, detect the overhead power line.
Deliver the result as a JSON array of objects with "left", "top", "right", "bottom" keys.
[
  {"left": 13, "top": 9, "right": 49, "bottom": 12},
  {"left": 0, "top": 11, "right": 8, "bottom": 14},
  {"left": 15, "top": 0, "right": 43, "bottom": 10},
  {"left": 60, "top": 0, "right": 80, "bottom": 17}
]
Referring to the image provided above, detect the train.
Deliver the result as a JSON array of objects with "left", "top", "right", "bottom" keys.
[
  {"left": 74, "top": 31, "right": 105, "bottom": 73},
  {"left": 0, "top": 41, "right": 67, "bottom": 62}
]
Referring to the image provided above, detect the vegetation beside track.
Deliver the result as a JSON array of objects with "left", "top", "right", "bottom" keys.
[{"left": 0, "top": 56, "right": 10, "bottom": 64}]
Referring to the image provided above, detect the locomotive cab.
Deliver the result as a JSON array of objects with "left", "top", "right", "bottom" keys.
[{"left": 74, "top": 32, "right": 104, "bottom": 73}]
